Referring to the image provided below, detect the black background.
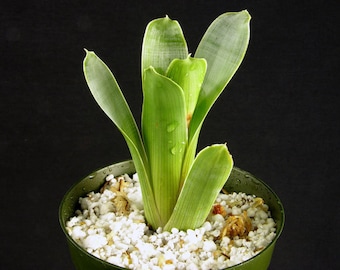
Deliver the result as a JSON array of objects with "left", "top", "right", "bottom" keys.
[{"left": 1, "top": 0, "right": 339, "bottom": 269}]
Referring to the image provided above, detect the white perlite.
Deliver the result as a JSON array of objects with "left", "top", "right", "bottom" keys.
[{"left": 66, "top": 173, "right": 276, "bottom": 270}]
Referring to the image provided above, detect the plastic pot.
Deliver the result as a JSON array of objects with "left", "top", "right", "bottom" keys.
[{"left": 59, "top": 160, "right": 284, "bottom": 270}]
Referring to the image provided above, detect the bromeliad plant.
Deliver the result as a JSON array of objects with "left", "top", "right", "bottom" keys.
[{"left": 83, "top": 10, "right": 250, "bottom": 231}]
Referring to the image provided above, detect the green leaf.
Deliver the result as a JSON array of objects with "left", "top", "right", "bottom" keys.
[
  {"left": 141, "top": 16, "right": 188, "bottom": 76},
  {"left": 182, "top": 10, "right": 250, "bottom": 181},
  {"left": 190, "top": 10, "right": 251, "bottom": 140},
  {"left": 83, "top": 51, "right": 162, "bottom": 228},
  {"left": 164, "top": 144, "right": 233, "bottom": 231},
  {"left": 142, "top": 67, "right": 187, "bottom": 226},
  {"left": 166, "top": 56, "right": 207, "bottom": 126}
]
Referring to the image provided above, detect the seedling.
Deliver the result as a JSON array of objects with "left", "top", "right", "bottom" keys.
[{"left": 83, "top": 10, "right": 250, "bottom": 231}]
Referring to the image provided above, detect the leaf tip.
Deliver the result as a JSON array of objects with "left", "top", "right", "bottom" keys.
[
  {"left": 241, "top": 9, "right": 251, "bottom": 22},
  {"left": 84, "top": 48, "right": 94, "bottom": 57}
]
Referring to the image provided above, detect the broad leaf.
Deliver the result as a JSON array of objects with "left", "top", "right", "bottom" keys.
[
  {"left": 141, "top": 16, "right": 188, "bottom": 76},
  {"left": 142, "top": 67, "right": 187, "bottom": 226},
  {"left": 164, "top": 144, "right": 233, "bottom": 231},
  {"left": 191, "top": 10, "right": 251, "bottom": 139},
  {"left": 182, "top": 11, "right": 251, "bottom": 180},
  {"left": 83, "top": 51, "right": 162, "bottom": 227}
]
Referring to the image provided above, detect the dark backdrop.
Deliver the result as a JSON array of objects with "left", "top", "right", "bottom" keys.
[{"left": 1, "top": 0, "right": 338, "bottom": 269}]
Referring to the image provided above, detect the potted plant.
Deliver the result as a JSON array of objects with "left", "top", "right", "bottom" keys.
[{"left": 59, "top": 10, "right": 284, "bottom": 270}]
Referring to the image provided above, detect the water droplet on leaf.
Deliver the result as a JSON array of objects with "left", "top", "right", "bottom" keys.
[
  {"left": 167, "top": 122, "right": 178, "bottom": 132},
  {"left": 170, "top": 147, "right": 177, "bottom": 155}
]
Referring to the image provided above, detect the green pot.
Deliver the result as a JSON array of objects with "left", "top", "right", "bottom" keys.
[{"left": 59, "top": 160, "right": 284, "bottom": 270}]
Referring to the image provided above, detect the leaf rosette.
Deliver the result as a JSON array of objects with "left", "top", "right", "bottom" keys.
[{"left": 83, "top": 10, "right": 251, "bottom": 230}]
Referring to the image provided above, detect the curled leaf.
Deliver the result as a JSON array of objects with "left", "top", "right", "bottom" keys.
[{"left": 166, "top": 56, "right": 207, "bottom": 126}]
